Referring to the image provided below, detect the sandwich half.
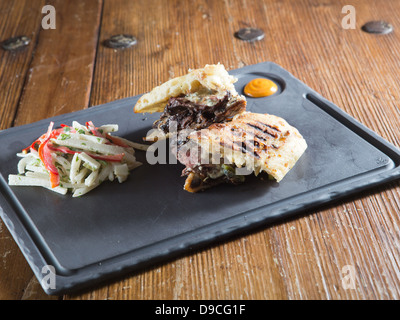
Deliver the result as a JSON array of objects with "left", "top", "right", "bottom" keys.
[
  {"left": 173, "top": 112, "right": 307, "bottom": 192},
  {"left": 134, "top": 64, "right": 246, "bottom": 141}
]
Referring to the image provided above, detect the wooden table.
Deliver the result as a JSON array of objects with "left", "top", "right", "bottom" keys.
[{"left": 1, "top": 0, "right": 400, "bottom": 300}]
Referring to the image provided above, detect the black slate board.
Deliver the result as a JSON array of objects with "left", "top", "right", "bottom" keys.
[{"left": 0, "top": 62, "right": 399, "bottom": 295}]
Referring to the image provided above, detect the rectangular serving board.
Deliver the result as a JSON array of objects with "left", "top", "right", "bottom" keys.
[{"left": 0, "top": 62, "right": 399, "bottom": 295}]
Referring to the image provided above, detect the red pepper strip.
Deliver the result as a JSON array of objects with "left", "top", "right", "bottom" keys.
[
  {"left": 22, "top": 123, "right": 69, "bottom": 153},
  {"left": 22, "top": 138, "right": 40, "bottom": 153},
  {"left": 41, "top": 122, "right": 54, "bottom": 141},
  {"left": 37, "top": 122, "right": 61, "bottom": 188},
  {"left": 21, "top": 132, "right": 47, "bottom": 153},
  {"left": 105, "top": 134, "right": 129, "bottom": 148},
  {"left": 50, "top": 128, "right": 64, "bottom": 139},
  {"left": 47, "top": 143, "right": 125, "bottom": 162},
  {"left": 60, "top": 124, "right": 76, "bottom": 133},
  {"left": 46, "top": 144, "right": 75, "bottom": 155},
  {"left": 38, "top": 142, "right": 60, "bottom": 188},
  {"left": 86, "top": 121, "right": 104, "bottom": 138},
  {"left": 85, "top": 121, "right": 127, "bottom": 148},
  {"left": 87, "top": 152, "right": 125, "bottom": 162}
]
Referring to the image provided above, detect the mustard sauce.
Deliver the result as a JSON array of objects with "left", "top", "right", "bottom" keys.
[{"left": 244, "top": 78, "right": 278, "bottom": 98}]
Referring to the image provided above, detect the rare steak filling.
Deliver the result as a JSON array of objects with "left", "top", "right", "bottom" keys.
[
  {"left": 173, "top": 137, "right": 246, "bottom": 192},
  {"left": 153, "top": 90, "right": 246, "bottom": 134}
]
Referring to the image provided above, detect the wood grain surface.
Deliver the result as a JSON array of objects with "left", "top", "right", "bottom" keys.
[{"left": 1, "top": 0, "right": 400, "bottom": 300}]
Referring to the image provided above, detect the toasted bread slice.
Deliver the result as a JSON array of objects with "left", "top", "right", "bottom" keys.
[
  {"left": 176, "top": 112, "right": 307, "bottom": 192},
  {"left": 134, "top": 64, "right": 243, "bottom": 114}
]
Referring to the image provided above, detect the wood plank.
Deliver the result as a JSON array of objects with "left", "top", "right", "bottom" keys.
[
  {"left": 88, "top": 0, "right": 239, "bottom": 108},
  {"left": 0, "top": 0, "right": 49, "bottom": 301},
  {"left": 0, "top": 0, "right": 44, "bottom": 130},
  {"left": 13, "top": 0, "right": 103, "bottom": 126},
  {"left": 0, "top": 0, "right": 103, "bottom": 300}
]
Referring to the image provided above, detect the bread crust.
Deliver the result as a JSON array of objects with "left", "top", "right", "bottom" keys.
[{"left": 134, "top": 64, "right": 240, "bottom": 114}]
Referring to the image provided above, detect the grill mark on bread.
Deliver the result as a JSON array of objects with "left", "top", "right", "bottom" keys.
[
  {"left": 255, "top": 134, "right": 269, "bottom": 142},
  {"left": 257, "top": 121, "right": 281, "bottom": 132},
  {"left": 230, "top": 122, "right": 275, "bottom": 142},
  {"left": 243, "top": 140, "right": 261, "bottom": 158},
  {"left": 219, "top": 125, "right": 268, "bottom": 157},
  {"left": 232, "top": 141, "right": 260, "bottom": 158},
  {"left": 246, "top": 122, "right": 279, "bottom": 138}
]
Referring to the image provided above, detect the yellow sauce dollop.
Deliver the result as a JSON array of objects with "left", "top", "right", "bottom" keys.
[{"left": 244, "top": 78, "right": 278, "bottom": 98}]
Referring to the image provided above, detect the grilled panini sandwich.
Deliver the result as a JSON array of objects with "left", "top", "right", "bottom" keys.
[
  {"left": 174, "top": 112, "right": 307, "bottom": 192},
  {"left": 134, "top": 64, "right": 246, "bottom": 141}
]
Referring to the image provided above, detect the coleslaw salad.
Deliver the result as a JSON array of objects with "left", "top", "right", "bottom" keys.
[{"left": 8, "top": 121, "right": 147, "bottom": 197}]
